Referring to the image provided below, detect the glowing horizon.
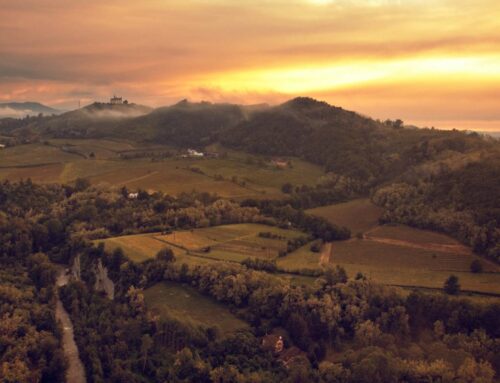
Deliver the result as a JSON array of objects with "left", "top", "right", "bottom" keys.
[{"left": 1, "top": 0, "right": 500, "bottom": 131}]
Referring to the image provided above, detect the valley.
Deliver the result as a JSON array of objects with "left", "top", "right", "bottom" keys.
[{"left": 1, "top": 97, "right": 499, "bottom": 382}]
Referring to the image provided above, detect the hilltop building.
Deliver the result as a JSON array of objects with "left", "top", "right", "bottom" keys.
[{"left": 110, "top": 95, "right": 123, "bottom": 105}]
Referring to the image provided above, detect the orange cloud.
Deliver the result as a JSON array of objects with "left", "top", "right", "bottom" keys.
[{"left": 1, "top": 0, "right": 500, "bottom": 130}]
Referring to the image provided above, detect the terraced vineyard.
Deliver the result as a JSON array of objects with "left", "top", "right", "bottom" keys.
[
  {"left": 97, "top": 223, "right": 306, "bottom": 264},
  {"left": 290, "top": 199, "right": 500, "bottom": 295}
]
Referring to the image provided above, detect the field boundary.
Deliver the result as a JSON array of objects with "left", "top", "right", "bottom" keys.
[
  {"left": 364, "top": 234, "right": 471, "bottom": 255},
  {"left": 0, "top": 161, "right": 62, "bottom": 169},
  {"left": 388, "top": 284, "right": 500, "bottom": 298}
]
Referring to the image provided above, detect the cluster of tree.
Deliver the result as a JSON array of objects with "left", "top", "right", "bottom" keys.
[
  {"left": 373, "top": 157, "right": 500, "bottom": 261},
  {"left": 0, "top": 177, "right": 351, "bottom": 253},
  {"left": 243, "top": 199, "right": 351, "bottom": 242},
  {"left": 241, "top": 257, "right": 278, "bottom": 273},
  {"left": 280, "top": 236, "right": 312, "bottom": 257},
  {"left": 119, "top": 150, "right": 173, "bottom": 160},
  {"left": 258, "top": 231, "right": 285, "bottom": 240},
  {"left": 0, "top": 180, "right": 269, "bottom": 255},
  {"left": 188, "top": 166, "right": 205, "bottom": 174},
  {"left": 0, "top": 261, "right": 66, "bottom": 382}
]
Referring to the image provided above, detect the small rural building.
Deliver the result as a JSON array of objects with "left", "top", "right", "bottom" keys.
[
  {"left": 0, "top": 144, "right": 5, "bottom": 149},
  {"left": 262, "top": 329, "right": 307, "bottom": 368},
  {"left": 128, "top": 192, "right": 139, "bottom": 199},
  {"left": 187, "top": 148, "right": 204, "bottom": 157},
  {"left": 262, "top": 334, "right": 284, "bottom": 354},
  {"left": 272, "top": 158, "right": 288, "bottom": 168}
]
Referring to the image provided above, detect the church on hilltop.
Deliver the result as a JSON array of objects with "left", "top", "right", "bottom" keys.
[{"left": 110, "top": 95, "right": 128, "bottom": 105}]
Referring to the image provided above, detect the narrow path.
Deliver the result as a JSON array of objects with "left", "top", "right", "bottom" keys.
[
  {"left": 56, "top": 269, "right": 87, "bottom": 383},
  {"left": 122, "top": 170, "right": 159, "bottom": 184},
  {"left": 364, "top": 235, "right": 472, "bottom": 255}
]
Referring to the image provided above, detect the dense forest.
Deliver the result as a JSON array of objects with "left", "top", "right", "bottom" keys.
[
  {"left": 1, "top": 179, "right": 499, "bottom": 382},
  {"left": 374, "top": 155, "right": 500, "bottom": 261}
]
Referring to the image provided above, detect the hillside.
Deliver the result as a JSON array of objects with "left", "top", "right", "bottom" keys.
[
  {"left": 1, "top": 96, "right": 497, "bottom": 188},
  {"left": 0, "top": 97, "right": 498, "bottom": 260},
  {"left": 34, "top": 102, "right": 153, "bottom": 138},
  {"left": 0, "top": 102, "right": 61, "bottom": 118},
  {"left": 221, "top": 98, "right": 495, "bottom": 183},
  {"left": 115, "top": 99, "right": 245, "bottom": 145}
]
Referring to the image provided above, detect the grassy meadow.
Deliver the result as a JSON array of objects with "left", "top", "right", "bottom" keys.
[
  {"left": 0, "top": 139, "right": 324, "bottom": 199},
  {"left": 277, "top": 243, "right": 322, "bottom": 271},
  {"left": 144, "top": 281, "right": 248, "bottom": 333},
  {"left": 306, "top": 198, "right": 384, "bottom": 234}
]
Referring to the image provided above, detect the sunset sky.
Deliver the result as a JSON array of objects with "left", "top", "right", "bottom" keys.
[{"left": 1, "top": 0, "right": 500, "bottom": 131}]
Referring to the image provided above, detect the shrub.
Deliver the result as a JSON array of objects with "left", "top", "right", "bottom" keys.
[
  {"left": 310, "top": 242, "right": 322, "bottom": 253},
  {"left": 470, "top": 260, "right": 483, "bottom": 273},
  {"left": 444, "top": 275, "right": 460, "bottom": 295}
]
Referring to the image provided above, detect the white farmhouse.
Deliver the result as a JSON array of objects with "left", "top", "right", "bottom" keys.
[{"left": 187, "top": 149, "right": 204, "bottom": 157}]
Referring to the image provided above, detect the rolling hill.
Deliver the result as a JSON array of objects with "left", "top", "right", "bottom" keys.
[
  {"left": 0, "top": 97, "right": 498, "bottom": 261},
  {"left": 0, "top": 102, "right": 61, "bottom": 118}
]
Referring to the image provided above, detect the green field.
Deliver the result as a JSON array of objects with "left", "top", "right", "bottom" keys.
[
  {"left": 286, "top": 199, "right": 500, "bottom": 295},
  {"left": 95, "top": 233, "right": 181, "bottom": 263},
  {"left": 277, "top": 243, "right": 322, "bottom": 271},
  {"left": 0, "top": 143, "right": 81, "bottom": 167},
  {"left": 48, "top": 138, "right": 138, "bottom": 159},
  {"left": 0, "top": 140, "right": 325, "bottom": 198},
  {"left": 332, "top": 239, "right": 498, "bottom": 272},
  {"left": 97, "top": 223, "right": 306, "bottom": 264},
  {"left": 307, "top": 199, "right": 384, "bottom": 233},
  {"left": 367, "top": 224, "right": 461, "bottom": 245},
  {"left": 144, "top": 281, "right": 248, "bottom": 333}
]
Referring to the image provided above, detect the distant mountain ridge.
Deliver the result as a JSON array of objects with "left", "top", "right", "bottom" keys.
[{"left": 0, "top": 102, "right": 62, "bottom": 118}]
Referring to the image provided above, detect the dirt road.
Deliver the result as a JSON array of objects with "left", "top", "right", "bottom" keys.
[{"left": 56, "top": 270, "right": 87, "bottom": 383}]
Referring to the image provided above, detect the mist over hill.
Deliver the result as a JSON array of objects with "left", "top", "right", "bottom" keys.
[{"left": 0, "top": 102, "right": 61, "bottom": 118}]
